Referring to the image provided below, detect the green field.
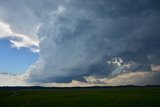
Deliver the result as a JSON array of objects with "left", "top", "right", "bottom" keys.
[{"left": 0, "top": 87, "right": 160, "bottom": 107}]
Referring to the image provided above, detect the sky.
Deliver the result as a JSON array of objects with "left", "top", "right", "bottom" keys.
[
  {"left": 0, "top": 0, "right": 160, "bottom": 86},
  {"left": 0, "top": 39, "right": 39, "bottom": 74}
]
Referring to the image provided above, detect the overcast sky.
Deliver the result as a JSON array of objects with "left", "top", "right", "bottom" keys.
[{"left": 0, "top": 0, "right": 160, "bottom": 86}]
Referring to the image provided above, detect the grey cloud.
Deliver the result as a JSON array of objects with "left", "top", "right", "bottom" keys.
[
  {"left": 13, "top": 0, "right": 160, "bottom": 84},
  {"left": 0, "top": 0, "right": 64, "bottom": 41}
]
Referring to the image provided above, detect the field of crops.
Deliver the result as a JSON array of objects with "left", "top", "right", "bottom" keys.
[{"left": 0, "top": 87, "right": 160, "bottom": 107}]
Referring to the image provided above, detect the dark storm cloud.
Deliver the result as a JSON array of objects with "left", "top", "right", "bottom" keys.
[{"left": 26, "top": 0, "right": 160, "bottom": 84}]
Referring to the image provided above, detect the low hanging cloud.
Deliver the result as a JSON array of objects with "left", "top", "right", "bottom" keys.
[
  {"left": 0, "top": 0, "right": 160, "bottom": 86},
  {"left": 1, "top": 71, "right": 160, "bottom": 87},
  {"left": 84, "top": 72, "right": 160, "bottom": 86},
  {"left": 0, "top": 73, "right": 27, "bottom": 86}
]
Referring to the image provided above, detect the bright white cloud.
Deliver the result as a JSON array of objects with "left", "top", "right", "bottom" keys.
[
  {"left": 151, "top": 65, "right": 160, "bottom": 72},
  {"left": 0, "top": 21, "right": 39, "bottom": 52},
  {"left": 0, "top": 73, "right": 28, "bottom": 86}
]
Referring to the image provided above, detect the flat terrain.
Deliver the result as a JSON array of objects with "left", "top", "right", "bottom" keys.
[{"left": 0, "top": 86, "right": 160, "bottom": 107}]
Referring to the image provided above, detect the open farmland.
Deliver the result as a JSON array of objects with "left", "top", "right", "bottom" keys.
[{"left": 0, "top": 86, "right": 160, "bottom": 107}]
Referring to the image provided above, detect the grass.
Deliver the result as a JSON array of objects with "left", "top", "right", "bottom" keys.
[{"left": 0, "top": 87, "right": 160, "bottom": 107}]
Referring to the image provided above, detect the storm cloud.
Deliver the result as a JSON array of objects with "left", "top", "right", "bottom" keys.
[
  {"left": 0, "top": 0, "right": 160, "bottom": 86},
  {"left": 25, "top": 0, "right": 160, "bottom": 84}
]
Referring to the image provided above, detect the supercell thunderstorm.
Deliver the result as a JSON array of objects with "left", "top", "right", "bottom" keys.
[{"left": 25, "top": 0, "right": 160, "bottom": 85}]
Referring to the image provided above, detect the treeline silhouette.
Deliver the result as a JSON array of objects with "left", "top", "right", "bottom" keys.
[{"left": 0, "top": 85, "right": 159, "bottom": 90}]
